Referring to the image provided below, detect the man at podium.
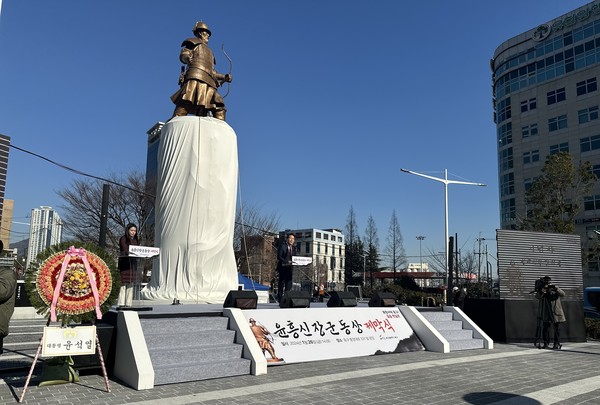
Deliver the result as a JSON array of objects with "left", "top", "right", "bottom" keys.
[{"left": 277, "top": 234, "right": 295, "bottom": 303}]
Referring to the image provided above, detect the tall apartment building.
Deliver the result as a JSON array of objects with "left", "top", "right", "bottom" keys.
[
  {"left": 0, "top": 198, "right": 14, "bottom": 249},
  {"left": 0, "top": 134, "right": 10, "bottom": 224},
  {"left": 492, "top": 1, "right": 600, "bottom": 287},
  {"left": 280, "top": 228, "right": 345, "bottom": 291},
  {"left": 143, "top": 122, "right": 164, "bottom": 246},
  {"left": 26, "top": 206, "right": 62, "bottom": 267}
]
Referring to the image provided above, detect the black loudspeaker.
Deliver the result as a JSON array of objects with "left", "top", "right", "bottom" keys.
[
  {"left": 368, "top": 291, "right": 397, "bottom": 307},
  {"left": 280, "top": 291, "right": 311, "bottom": 308},
  {"left": 327, "top": 291, "right": 357, "bottom": 307},
  {"left": 223, "top": 290, "right": 258, "bottom": 309}
]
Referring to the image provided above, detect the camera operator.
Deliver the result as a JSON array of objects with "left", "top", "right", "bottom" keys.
[{"left": 535, "top": 276, "right": 566, "bottom": 350}]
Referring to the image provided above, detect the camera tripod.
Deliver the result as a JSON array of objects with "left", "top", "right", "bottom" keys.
[{"left": 534, "top": 296, "right": 560, "bottom": 349}]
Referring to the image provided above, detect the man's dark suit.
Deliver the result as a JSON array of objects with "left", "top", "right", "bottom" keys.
[{"left": 277, "top": 242, "right": 295, "bottom": 302}]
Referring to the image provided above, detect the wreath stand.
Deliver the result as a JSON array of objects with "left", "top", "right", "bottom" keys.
[{"left": 19, "top": 246, "right": 112, "bottom": 402}]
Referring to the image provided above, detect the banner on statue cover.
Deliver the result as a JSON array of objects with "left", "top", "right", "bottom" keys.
[
  {"left": 42, "top": 326, "right": 96, "bottom": 357},
  {"left": 243, "top": 307, "right": 424, "bottom": 365}
]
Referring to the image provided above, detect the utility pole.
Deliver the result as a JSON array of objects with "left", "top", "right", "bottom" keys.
[{"left": 401, "top": 168, "right": 486, "bottom": 305}]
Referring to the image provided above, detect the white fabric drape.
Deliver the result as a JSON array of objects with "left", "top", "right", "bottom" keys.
[{"left": 141, "top": 116, "right": 238, "bottom": 303}]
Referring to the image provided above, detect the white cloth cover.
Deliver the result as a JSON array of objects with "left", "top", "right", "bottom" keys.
[{"left": 140, "top": 116, "right": 238, "bottom": 303}]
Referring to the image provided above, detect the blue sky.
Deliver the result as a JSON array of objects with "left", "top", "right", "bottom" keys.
[{"left": 0, "top": 1, "right": 590, "bottom": 263}]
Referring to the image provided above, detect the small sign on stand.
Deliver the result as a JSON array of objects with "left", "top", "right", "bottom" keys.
[{"left": 42, "top": 326, "right": 97, "bottom": 357}]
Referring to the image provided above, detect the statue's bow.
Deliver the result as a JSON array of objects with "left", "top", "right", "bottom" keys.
[{"left": 221, "top": 44, "right": 232, "bottom": 98}]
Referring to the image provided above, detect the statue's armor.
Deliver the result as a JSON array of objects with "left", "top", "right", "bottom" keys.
[{"left": 180, "top": 37, "right": 218, "bottom": 88}]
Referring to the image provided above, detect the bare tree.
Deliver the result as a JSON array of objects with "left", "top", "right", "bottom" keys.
[
  {"left": 235, "top": 202, "right": 280, "bottom": 288},
  {"left": 385, "top": 209, "right": 406, "bottom": 280},
  {"left": 345, "top": 206, "right": 363, "bottom": 287},
  {"left": 364, "top": 215, "right": 380, "bottom": 287},
  {"left": 57, "top": 171, "right": 153, "bottom": 257}
]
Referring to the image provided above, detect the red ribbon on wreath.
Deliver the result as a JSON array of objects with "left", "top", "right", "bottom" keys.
[{"left": 50, "top": 246, "right": 102, "bottom": 322}]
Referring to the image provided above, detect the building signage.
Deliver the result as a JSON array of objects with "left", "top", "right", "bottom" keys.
[
  {"left": 533, "top": 1, "right": 600, "bottom": 41},
  {"left": 243, "top": 307, "right": 424, "bottom": 365}
]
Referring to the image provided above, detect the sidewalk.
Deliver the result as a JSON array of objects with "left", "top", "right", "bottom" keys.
[{"left": 3, "top": 341, "right": 600, "bottom": 404}]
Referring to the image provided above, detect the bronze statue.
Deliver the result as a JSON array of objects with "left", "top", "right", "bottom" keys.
[{"left": 170, "top": 21, "right": 232, "bottom": 121}]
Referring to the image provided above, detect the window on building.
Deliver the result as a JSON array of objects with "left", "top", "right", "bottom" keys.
[
  {"left": 579, "top": 106, "right": 599, "bottom": 124},
  {"left": 521, "top": 97, "right": 537, "bottom": 112},
  {"left": 316, "top": 232, "right": 322, "bottom": 239},
  {"left": 549, "top": 142, "right": 569, "bottom": 155},
  {"left": 330, "top": 257, "right": 336, "bottom": 270},
  {"left": 317, "top": 242, "right": 321, "bottom": 253},
  {"left": 523, "top": 150, "right": 540, "bottom": 164},
  {"left": 500, "top": 172, "right": 514, "bottom": 197},
  {"left": 497, "top": 97, "right": 512, "bottom": 123},
  {"left": 521, "top": 123, "right": 538, "bottom": 139},
  {"left": 323, "top": 234, "right": 329, "bottom": 240},
  {"left": 339, "top": 246, "right": 342, "bottom": 255},
  {"left": 577, "top": 77, "right": 598, "bottom": 96},
  {"left": 581, "top": 135, "right": 600, "bottom": 152},
  {"left": 498, "top": 123, "right": 513, "bottom": 145},
  {"left": 305, "top": 242, "right": 310, "bottom": 254},
  {"left": 325, "top": 244, "right": 328, "bottom": 254},
  {"left": 592, "top": 164, "right": 600, "bottom": 179},
  {"left": 547, "top": 87, "right": 566, "bottom": 105},
  {"left": 501, "top": 198, "right": 516, "bottom": 223},
  {"left": 524, "top": 177, "right": 537, "bottom": 192},
  {"left": 584, "top": 195, "right": 600, "bottom": 211},
  {"left": 548, "top": 115, "right": 567, "bottom": 132},
  {"left": 499, "top": 147, "right": 513, "bottom": 171}
]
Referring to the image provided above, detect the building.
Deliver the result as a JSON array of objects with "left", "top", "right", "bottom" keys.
[
  {"left": 143, "top": 122, "right": 164, "bottom": 247},
  {"left": 0, "top": 134, "right": 10, "bottom": 224},
  {"left": 26, "top": 206, "right": 62, "bottom": 268},
  {"left": 492, "top": 1, "right": 600, "bottom": 287},
  {"left": 280, "top": 228, "right": 345, "bottom": 291},
  {"left": 0, "top": 198, "right": 13, "bottom": 249}
]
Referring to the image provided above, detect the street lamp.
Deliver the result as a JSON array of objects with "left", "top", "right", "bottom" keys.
[
  {"left": 416, "top": 236, "right": 425, "bottom": 273},
  {"left": 401, "top": 168, "right": 486, "bottom": 305}
]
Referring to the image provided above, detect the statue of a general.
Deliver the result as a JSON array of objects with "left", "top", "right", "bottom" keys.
[{"left": 170, "top": 21, "right": 232, "bottom": 121}]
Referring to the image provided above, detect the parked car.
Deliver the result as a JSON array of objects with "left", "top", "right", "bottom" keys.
[{"left": 584, "top": 287, "right": 600, "bottom": 319}]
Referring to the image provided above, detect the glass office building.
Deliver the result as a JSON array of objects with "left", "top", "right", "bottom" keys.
[{"left": 492, "top": 1, "right": 600, "bottom": 286}]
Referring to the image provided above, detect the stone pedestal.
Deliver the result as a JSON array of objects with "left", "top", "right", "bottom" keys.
[{"left": 141, "top": 116, "right": 238, "bottom": 303}]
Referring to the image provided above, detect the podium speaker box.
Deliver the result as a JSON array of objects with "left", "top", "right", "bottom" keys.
[
  {"left": 327, "top": 291, "right": 357, "bottom": 307},
  {"left": 368, "top": 291, "right": 397, "bottom": 307},
  {"left": 224, "top": 290, "right": 258, "bottom": 309},
  {"left": 280, "top": 291, "right": 311, "bottom": 308}
]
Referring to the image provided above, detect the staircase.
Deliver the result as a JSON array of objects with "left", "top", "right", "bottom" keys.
[
  {"left": 1, "top": 318, "right": 46, "bottom": 373},
  {"left": 419, "top": 310, "right": 484, "bottom": 351},
  {"left": 139, "top": 316, "right": 251, "bottom": 385}
]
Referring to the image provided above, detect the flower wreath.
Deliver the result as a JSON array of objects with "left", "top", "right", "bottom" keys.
[{"left": 26, "top": 241, "right": 120, "bottom": 324}]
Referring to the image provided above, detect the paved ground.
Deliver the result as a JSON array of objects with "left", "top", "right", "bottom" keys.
[{"left": 2, "top": 340, "right": 600, "bottom": 405}]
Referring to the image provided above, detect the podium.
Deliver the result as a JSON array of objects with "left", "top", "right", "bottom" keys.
[{"left": 117, "top": 245, "right": 159, "bottom": 311}]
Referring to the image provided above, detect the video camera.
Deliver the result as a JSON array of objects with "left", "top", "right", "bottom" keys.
[{"left": 534, "top": 277, "right": 559, "bottom": 300}]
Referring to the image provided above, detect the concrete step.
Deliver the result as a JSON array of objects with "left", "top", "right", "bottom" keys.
[
  {"left": 420, "top": 311, "right": 453, "bottom": 322},
  {"left": 428, "top": 320, "right": 463, "bottom": 330},
  {"left": 438, "top": 329, "right": 474, "bottom": 341},
  {"left": 140, "top": 316, "right": 228, "bottom": 332},
  {"left": 149, "top": 344, "right": 244, "bottom": 366},
  {"left": 153, "top": 358, "right": 251, "bottom": 385},
  {"left": 450, "top": 339, "right": 485, "bottom": 351},
  {"left": 143, "top": 329, "right": 236, "bottom": 348}
]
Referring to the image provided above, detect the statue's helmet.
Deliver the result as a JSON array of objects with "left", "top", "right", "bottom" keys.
[{"left": 193, "top": 21, "right": 211, "bottom": 36}]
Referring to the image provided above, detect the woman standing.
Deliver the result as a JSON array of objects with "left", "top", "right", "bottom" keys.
[{"left": 118, "top": 223, "right": 139, "bottom": 307}]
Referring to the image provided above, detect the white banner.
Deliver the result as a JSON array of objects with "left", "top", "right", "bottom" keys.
[
  {"left": 42, "top": 326, "right": 96, "bottom": 357},
  {"left": 243, "top": 307, "right": 423, "bottom": 365}
]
